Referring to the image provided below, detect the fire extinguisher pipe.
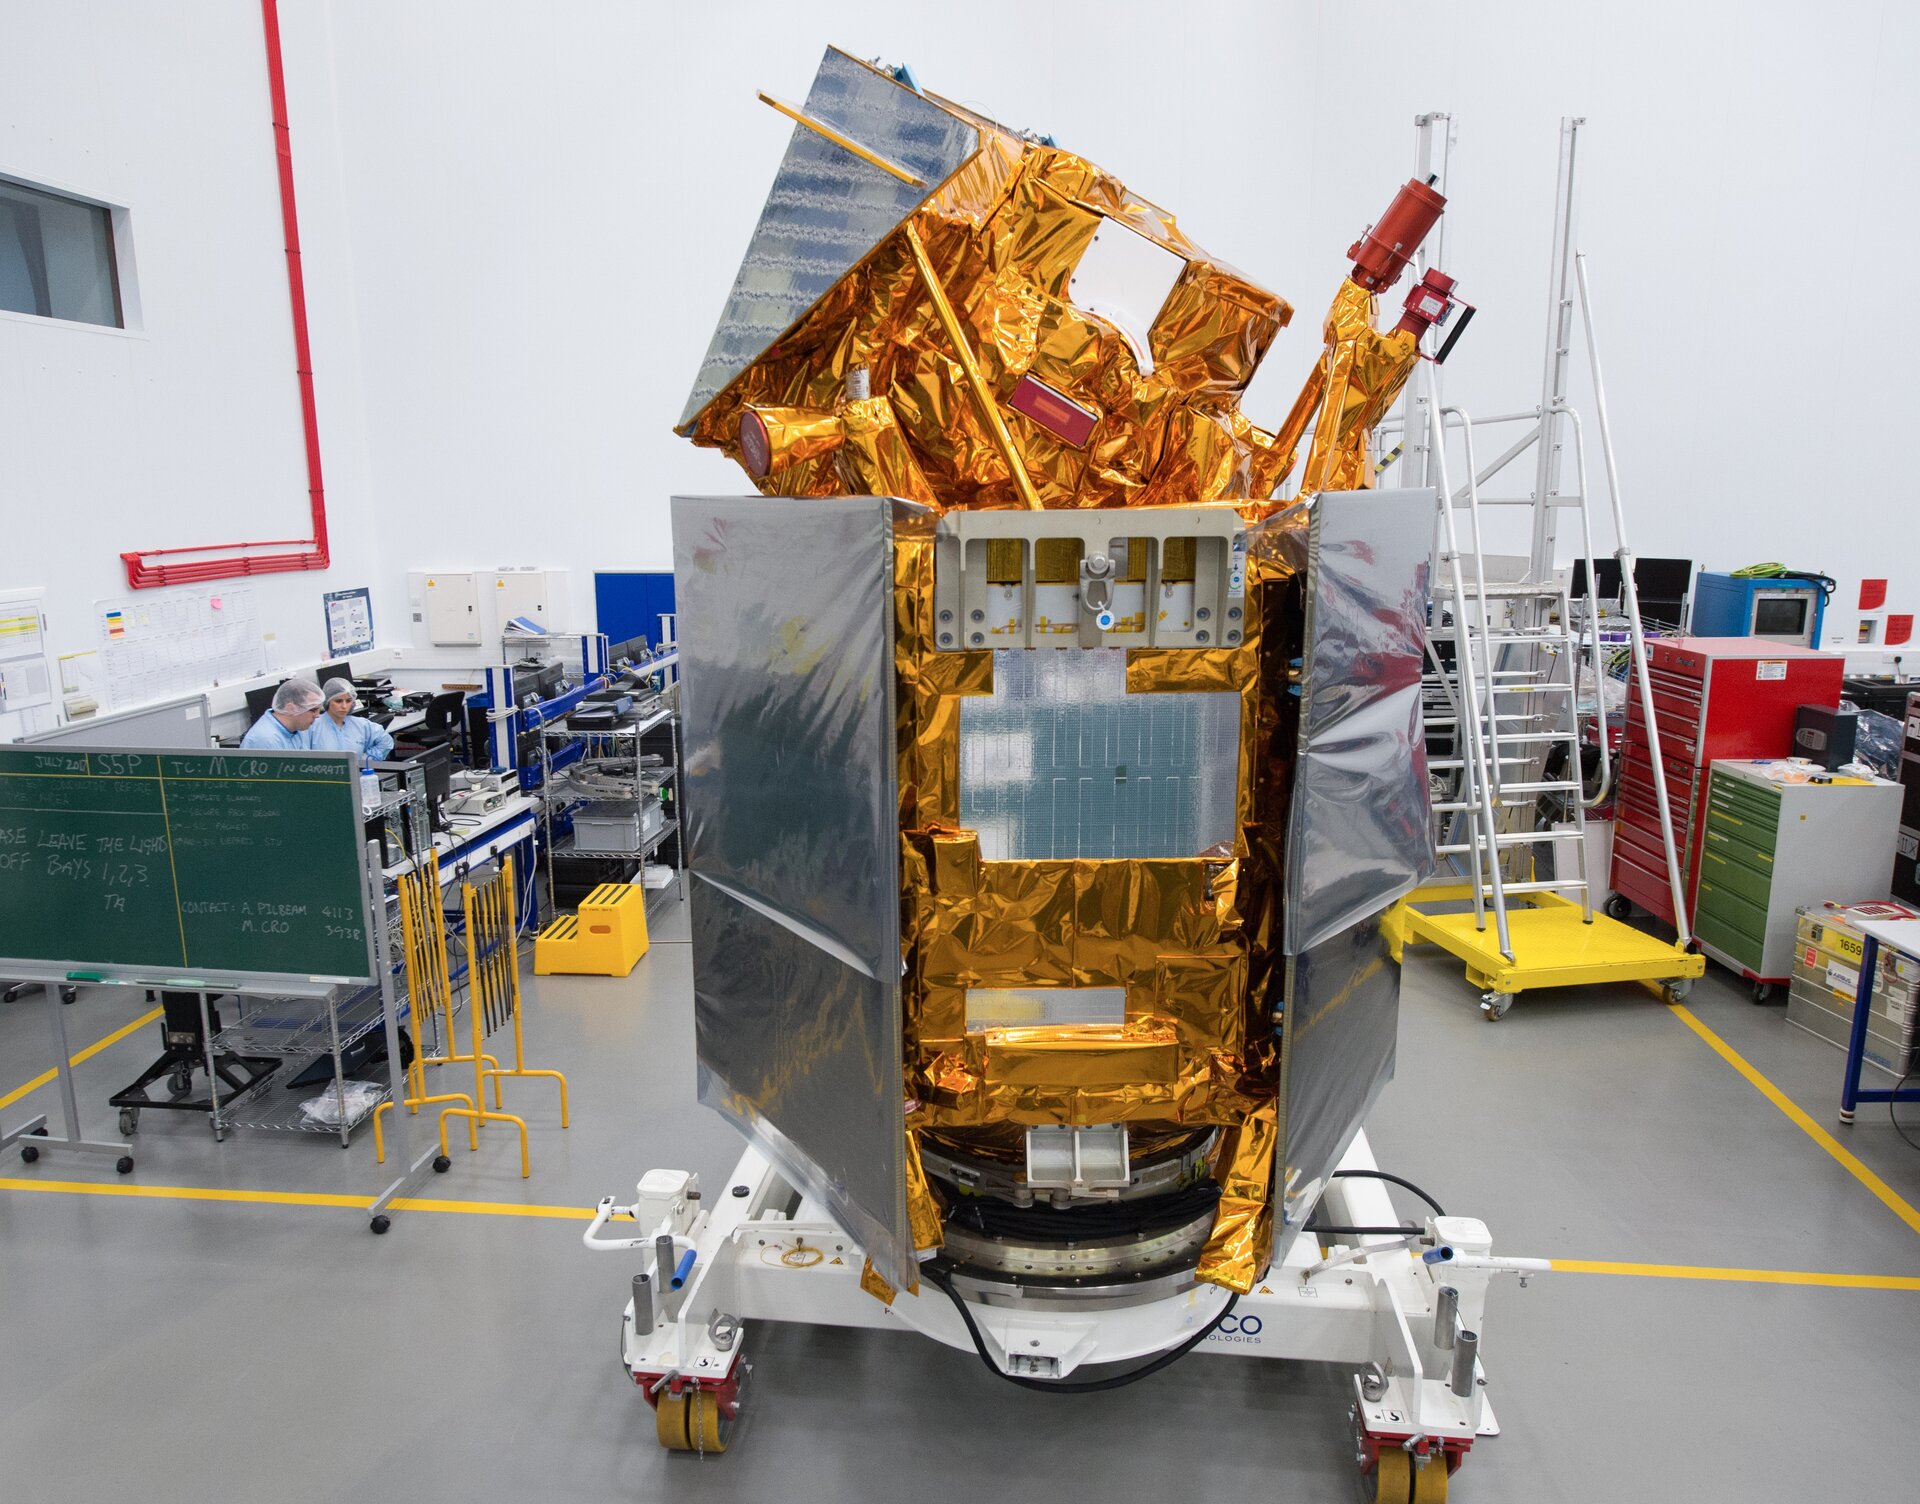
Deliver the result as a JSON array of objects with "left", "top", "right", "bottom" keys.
[{"left": 120, "top": 0, "right": 329, "bottom": 588}]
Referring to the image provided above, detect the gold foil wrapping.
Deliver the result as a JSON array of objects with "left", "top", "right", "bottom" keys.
[
  {"left": 1197, "top": 1099, "right": 1281, "bottom": 1290},
  {"left": 686, "top": 134, "right": 1299, "bottom": 513},
  {"left": 1296, "top": 280, "right": 1423, "bottom": 498},
  {"left": 888, "top": 520, "right": 1307, "bottom": 1291}
]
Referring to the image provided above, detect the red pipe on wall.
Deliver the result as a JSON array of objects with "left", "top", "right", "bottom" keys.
[{"left": 120, "top": 0, "right": 330, "bottom": 588}]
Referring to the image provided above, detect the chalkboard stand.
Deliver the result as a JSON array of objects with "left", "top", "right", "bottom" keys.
[{"left": 1, "top": 983, "right": 135, "bottom": 1174}]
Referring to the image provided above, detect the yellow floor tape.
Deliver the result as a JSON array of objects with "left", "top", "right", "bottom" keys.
[
  {"left": 1669, "top": 1003, "right": 1920, "bottom": 1240},
  {"left": 1551, "top": 1259, "right": 1920, "bottom": 1292},
  {"left": 0, "top": 1176, "right": 593, "bottom": 1219},
  {"left": 0, "top": 1006, "right": 163, "bottom": 1113},
  {"left": 2, "top": 1174, "right": 1916, "bottom": 1290}
]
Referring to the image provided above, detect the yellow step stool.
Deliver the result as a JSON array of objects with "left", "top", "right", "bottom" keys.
[{"left": 534, "top": 882, "right": 650, "bottom": 976}]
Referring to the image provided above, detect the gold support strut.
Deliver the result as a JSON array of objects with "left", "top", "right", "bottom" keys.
[
  {"left": 756, "top": 92, "right": 927, "bottom": 187},
  {"left": 903, "top": 221, "right": 1045, "bottom": 511}
]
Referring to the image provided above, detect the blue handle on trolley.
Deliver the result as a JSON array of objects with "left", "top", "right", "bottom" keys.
[{"left": 671, "top": 1249, "right": 697, "bottom": 1289}]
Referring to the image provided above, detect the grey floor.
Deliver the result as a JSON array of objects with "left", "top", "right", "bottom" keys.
[{"left": 2, "top": 898, "right": 1915, "bottom": 1503}]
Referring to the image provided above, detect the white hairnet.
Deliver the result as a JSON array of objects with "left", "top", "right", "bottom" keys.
[
  {"left": 320, "top": 677, "right": 356, "bottom": 706},
  {"left": 272, "top": 676, "right": 324, "bottom": 712}
]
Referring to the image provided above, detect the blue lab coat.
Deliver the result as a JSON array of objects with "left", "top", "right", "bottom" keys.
[
  {"left": 310, "top": 712, "right": 395, "bottom": 763},
  {"left": 240, "top": 711, "right": 315, "bottom": 751}
]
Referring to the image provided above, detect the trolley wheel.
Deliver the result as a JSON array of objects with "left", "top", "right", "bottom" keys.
[
  {"left": 1370, "top": 1447, "right": 1413, "bottom": 1502},
  {"left": 1752, "top": 981, "right": 1775, "bottom": 1004},
  {"left": 1480, "top": 992, "right": 1514, "bottom": 1022},
  {"left": 115, "top": 1155, "right": 134, "bottom": 1175},
  {"left": 118, "top": 1107, "right": 139, "bottom": 1136},
  {"left": 1604, "top": 893, "right": 1631, "bottom": 921},
  {"left": 370, "top": 1215, "right": 392, "bottom": 1235},
  {"left": 432, "top": 1155, "right": 451, "bottom": 1173},
  {"left": 19, "top": 1145, "right": 38, "bottom": 1164},
  {"left": 1662, "top": 978, "right": 1694, "bottom": 1004},
  {"left": 167, "top": 1070, "right": 192, "bottom": 1097},
  {"left": 655, "top": 1388, "right": 732, "bottom": 1455},
  {"left": 1411, "top": 1455, "right": 1450, "bottom": 1502}
]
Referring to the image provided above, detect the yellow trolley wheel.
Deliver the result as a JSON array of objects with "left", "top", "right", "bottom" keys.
[
  {"left": 1411, "top": 1456, "right": 1449, "bottom": 1503},
  {"left": 655, "top": 1389, "right": 731, "bottom": 1455},
  {"left": 1371, "top": 1448, "right": 1412, "bottom": 1502}
]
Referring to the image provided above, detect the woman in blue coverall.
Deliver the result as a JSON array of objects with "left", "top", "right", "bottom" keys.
[{"left": 310, "top": 677, "right": 395, "bottom": 762}]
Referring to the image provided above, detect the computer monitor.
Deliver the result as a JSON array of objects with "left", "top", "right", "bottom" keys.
[
  {"left": 424, "top": 690, "right": 466, "bottom": 733},
  {"left": 1569, "top": 556, "right": 1691, "bottom": 627},
  {"left": 317, "top": 661, "right": 351, "bottom": 691},
  {"left": 244, "top": 681, "right": 284, "bottom": 722},
  {"left": 1633, "top": 558, "right": 1693, "bottom": 605},
  {"left": 1569, "top": 557, "right": 1623, "bottom": 601}
]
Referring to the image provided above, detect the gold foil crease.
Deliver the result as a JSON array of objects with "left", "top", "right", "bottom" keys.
[
  {"left": 903, "top": 1119, "right": 945, "bottom": 1254},
  {"left": 1196, "top": 1098, "right": 1280, "bottom": 1291},
  {"left": 858, "top": 1258, "right": 898, "bottom": 1307}
]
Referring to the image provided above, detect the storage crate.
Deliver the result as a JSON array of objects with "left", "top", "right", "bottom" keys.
[{"left": 1784, "top": 902, "right": 1920, "bottom": 1074}]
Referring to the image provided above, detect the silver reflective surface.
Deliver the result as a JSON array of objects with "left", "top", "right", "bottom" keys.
[
  {"left": 1283, "top": 488, "right": 1436, "bottom": 954},
  {"left": 672, "top": 493, "right": 919, "bottom": 1290},
  {"left": 677, "top": 49, "right": 980, "bottom": 430},
  {"left": 965, "top": 986, "right": 1128, "bottom": 1032},
  {"left": 1266, "top": 487, "right": 1434, "bottom": 1237},
  {"left": 1278, "top": 912, "right": 1400, "bottom": 1230},
  {"left": 958, "top": 649, "right": 1240, "bottom": 861}
]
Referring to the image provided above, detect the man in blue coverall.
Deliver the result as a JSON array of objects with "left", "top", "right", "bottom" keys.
[{"left": 240, "top": 676, "right": 324, "bottom": 750}]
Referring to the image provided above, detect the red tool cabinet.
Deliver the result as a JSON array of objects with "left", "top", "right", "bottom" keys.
[{"left": 1609, "top": 637, "right": 1844, "bottom": 927}]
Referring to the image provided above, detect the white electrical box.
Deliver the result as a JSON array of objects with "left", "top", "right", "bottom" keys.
[
  {"left": 491, "top": 569, "right": 558, "bottom": 629},
  {"left": 421, "top": 571, "right": 482, "bottom": 645}
]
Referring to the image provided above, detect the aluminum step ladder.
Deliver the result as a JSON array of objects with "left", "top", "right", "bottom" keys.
[
  {"left": 1385, "top": 113, "right": 1700, "bottom": 1015},
  {"left": 1416, "top": 405, "right": 1601, "bottom": 961},
  {"left": 1426, "top": 580, "right": 1597, "bottom": 946},
  {"left": 1413, "top": 312, "right": 1690, "bottom": 963}
]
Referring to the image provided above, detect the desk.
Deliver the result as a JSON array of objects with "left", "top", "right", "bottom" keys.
[
  {"left": 1838, "top": 915, "right": 1920, "bottom": 1124},
  {"left": 384, "top": 794, "right": 537, "bottom": 887}
]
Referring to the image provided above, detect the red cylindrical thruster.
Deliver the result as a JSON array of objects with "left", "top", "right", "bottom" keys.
[{"left": 1347, "top": 178, "right": 1447, "bottom": 293}]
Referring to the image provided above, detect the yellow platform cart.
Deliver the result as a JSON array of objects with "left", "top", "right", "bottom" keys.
[{"left": 1385, "top": 881, "right": 1702, "bottom": 1019}]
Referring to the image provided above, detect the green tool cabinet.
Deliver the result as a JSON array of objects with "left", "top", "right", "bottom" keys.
[{"left": 1692, "top": 760, "right": 1903, "bottom": 994}]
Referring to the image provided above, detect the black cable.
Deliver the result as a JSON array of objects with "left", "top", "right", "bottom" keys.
[
  {"left": 1305, "top": 1223, "right": 1421, "bottom": 1237},
  {"left": 1892, "top": 1069, "right": 1920, "bottom": 1153},
  {"left": 1332, "top": 1169, "right": 1447, "bottom": 1218},
  {"left": 923, "top": 1266, "right": 1237, "bottom": 1394}
]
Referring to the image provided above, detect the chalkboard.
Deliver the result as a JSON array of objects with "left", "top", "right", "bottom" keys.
[{"left": 0, "top": 747, "right": 372, "bottom": 983}]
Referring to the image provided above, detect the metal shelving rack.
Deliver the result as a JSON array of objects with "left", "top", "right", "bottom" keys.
[
  {"left": 207, "top": 985, "right": 395, "bottom": 1145},
  {"left": 537, "top": 697, "right": 685, "bottom": 920}
]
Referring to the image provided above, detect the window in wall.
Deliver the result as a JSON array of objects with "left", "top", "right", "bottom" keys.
[{"left": 0, "top": 177, "right": 123, "bottom": 328}]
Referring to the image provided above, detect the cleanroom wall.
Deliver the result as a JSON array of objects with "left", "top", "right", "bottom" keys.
[{"left": 2, "top": 0, "right": 384, "bottom": 681}]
